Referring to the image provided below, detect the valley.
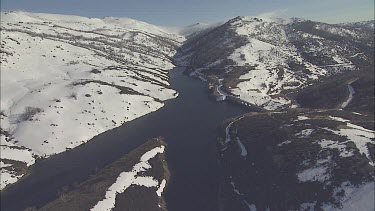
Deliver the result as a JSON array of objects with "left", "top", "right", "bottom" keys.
[{"left": 0, "top": 11, "right": 374, "bottom": 211}]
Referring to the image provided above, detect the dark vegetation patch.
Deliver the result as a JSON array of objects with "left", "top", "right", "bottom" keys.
[
  {"left": 367, "top": 143, "right": 375, "bottom": 162},
  {"left": 178, "top": 21, "right": 248, "bottom": 76},
  {"left": 295, "top": 73, "right": 354, "bottom": 109},
  {"left": 222, "top": 65, "right": 257, "bottom": 91},
  {"left": 113, "top": 185, "right": 165, "bottom": 211},
  {"left": 0, "top": 159, "right": 28, "bottom": 177},
  {"left": 103, "top": 65, "right": 170, "bottom": 89},
  {"left": 72, "top": 79, "right": 142, "bottom": 96},
  {"left": 18, "top": 106, "right": 43, "bottom": 122},
  {"left": 90, "top": 69, "right": 101, "bottom": 74},
  {"left": 345, "top": 68, "right": 375, "bottom": 116}
]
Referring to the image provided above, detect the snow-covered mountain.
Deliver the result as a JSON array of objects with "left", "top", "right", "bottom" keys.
[
  {"left": 1, "top": 11, "right": 373, "bottom": 210},
  {"left": 0, "top": 11, "right": 183, "bottom": 189},
  {"left": 178, "top": 16, "right": 374, "bottom": 110},
  {"left": 196, "top": 16, "right": 374, "bottom": 211}
]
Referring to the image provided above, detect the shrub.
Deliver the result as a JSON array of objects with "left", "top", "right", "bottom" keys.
[
  {"left": 0, "top": 110, "right": 6, "bottom": 117},
  {"left": 67, "top": 92, "right": 78, "bottom": 100},
  {"left": 18, "top": 107, "right": 42, "bottom": 122},
  {"left": 90, "top": 69, "right": 101, "bottom": 74},
  {"left": 67, "top": 60, "right": 79, "bottom": 65}
]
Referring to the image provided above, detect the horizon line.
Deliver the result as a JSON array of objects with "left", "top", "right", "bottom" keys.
[{"left": 1, "top": 9, "right": 374, "bottom": 27}]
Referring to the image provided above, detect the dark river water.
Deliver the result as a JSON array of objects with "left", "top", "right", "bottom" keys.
[{"left": 1, "top": 67, "right": 247, "bottom": 211}]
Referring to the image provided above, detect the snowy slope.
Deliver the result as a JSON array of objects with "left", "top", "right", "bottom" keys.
[
  {"left": 0, "top": 11, "right": 183, "bottom": 190},
  {"left": 219, "top": 110, "right": 374, "bottom": 210},
  {"left": 179, "top": 16, "right": 374, "bottom": 110}
]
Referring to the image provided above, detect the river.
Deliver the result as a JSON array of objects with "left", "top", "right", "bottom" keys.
[{"left": 1, "top": 67, "right": 248, "bottom": 211}]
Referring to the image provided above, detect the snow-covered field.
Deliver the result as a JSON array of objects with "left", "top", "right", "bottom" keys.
[{"left": 0, "top": 11, "right": 183, "bottom": 190}]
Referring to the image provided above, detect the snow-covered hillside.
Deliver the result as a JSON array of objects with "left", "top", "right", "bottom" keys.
[
  {"left": 218, "top": 110, "right": 374, "bottom": 210},
  {"left": 0, "top": 11, "right": 183, "bottom": 189},
  {"left": 179, "top": 16, "right": 374, "bottom": 110}
]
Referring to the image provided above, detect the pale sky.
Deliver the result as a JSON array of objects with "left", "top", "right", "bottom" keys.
[{"left": 1, "top": 0, "right": 374, "bottom": 26}]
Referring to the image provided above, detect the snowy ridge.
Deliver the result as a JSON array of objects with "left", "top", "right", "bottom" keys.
[
  {"left": 0, "top": 11, "right": 183, "bottom": 190},
  {"left": 91, "top": 145, "right": 166, "bottom": 211}
]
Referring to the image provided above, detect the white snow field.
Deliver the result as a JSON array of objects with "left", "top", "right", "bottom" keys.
[
  {"left": 297, "top": 166, "right": 330, "bottom": 182},
  {"left": 0, "top": 11, "right": 184, "bottom": 189},
  {"left": 322, "top": 182, "right": 375, "bottom": 211}
]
